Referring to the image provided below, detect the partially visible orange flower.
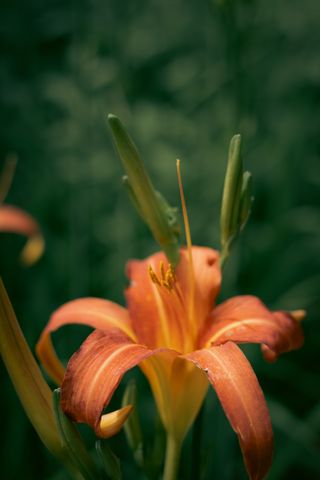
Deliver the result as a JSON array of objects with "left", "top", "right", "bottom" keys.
[
  {"left": 37, "top": 245, "right": 304, "bottom": 480},
  {"left": 0, "top": 156, "right": 44, "bottom": 264}
]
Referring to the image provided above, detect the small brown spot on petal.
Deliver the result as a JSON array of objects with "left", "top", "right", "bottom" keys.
[{"left": 207, "top": 257, "right": 216, "bottom": 266}]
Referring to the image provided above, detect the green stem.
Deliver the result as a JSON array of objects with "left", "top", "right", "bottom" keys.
[
  {"left": 191, "top": 405, "right": 204, "bottom": 480},
  {"left": 163, "top": 435, "right": 182, "bottom": 480}
]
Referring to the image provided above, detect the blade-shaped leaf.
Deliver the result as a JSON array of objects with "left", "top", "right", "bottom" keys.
[
  {"left": 96, "top": 440, "right": 122, "bottom": 480},
  {"left": 53, "top": 389, "right": 101, "bottom": 480},
  {"left": 108, "top": 114, "right": 180, "bottom": 265},
  {"left": 121, "top": 379, "right": 144, "bottom": 466}
]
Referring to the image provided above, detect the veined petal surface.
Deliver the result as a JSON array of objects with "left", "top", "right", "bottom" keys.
[
  {"left": 126, "top": 246, "right": 221, "bottom": 351},
  {"left": 202, "top": 296, "right": 304, "bottom": 360},
  {"left": 185, "top": 342, "right": 273, "bottom": 480},
  {"left": 60, "top": 330, "right": 177, "bottom": 437},
  {"left": 36, "top": 298, "right": 135, "bottom": 385}
]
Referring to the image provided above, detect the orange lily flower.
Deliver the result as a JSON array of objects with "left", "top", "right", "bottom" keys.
[
  {"left": 0, "top": 156, "right": 44, "bottom": 264},
  {"left": 37, "top": 242, "right": 304, "bottom": 479}
]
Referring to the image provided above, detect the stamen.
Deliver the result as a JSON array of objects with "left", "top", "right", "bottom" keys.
[
  {"left": 162, "top": 280, "right": 172, "bottom": 291},
  {"left": 148, "top": 263, "right": 177, "bottom": 291},
  {"left": 148, "top": 265, "right": 161, "bottom": 286},
  {"left": 176, "top": 159, "right": 196, "bottom": 338},
  {"left": 148, "top": 260, "right": 193, "bottom": 351},
  {"left": 160, "top": 261, "right": 166, "bottom": 282},
  {"left": 176, "top": 160, "right": 193, "bottom": 259},
  {"left": 165, "top": 265, "right": 176, "bottom": 287}
]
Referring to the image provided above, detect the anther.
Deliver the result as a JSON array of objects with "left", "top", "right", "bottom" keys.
[
  {"left": 148, "top": 262, "right": 177, "bottom": 290},
  {"left": 160, "top": 261, "right": 166, "bottom": 282},
  {"left": 148, "top": 266, "right": 161, "bottom": 286}
]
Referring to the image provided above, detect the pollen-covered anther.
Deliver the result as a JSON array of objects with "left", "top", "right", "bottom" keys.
[
  {"left": 148, "top": 266, "right": 161, "bottom": 286},
  {"left": 148, "top": 263, "right": 177, "bottom": 291}
]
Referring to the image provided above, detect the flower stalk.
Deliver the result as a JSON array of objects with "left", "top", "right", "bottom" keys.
[{"left": 163, "top": 435, "right": 182, "bottom": 480}]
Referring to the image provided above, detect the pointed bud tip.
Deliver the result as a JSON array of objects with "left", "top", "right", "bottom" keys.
[
  {"left": 230, "top": 133, "right": 242, "bottom": 150},
  {"left": 108, "top": 114, "right": 119, "bottom": 127}
]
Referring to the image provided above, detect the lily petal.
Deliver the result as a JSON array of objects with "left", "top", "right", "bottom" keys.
[
  {"left": 201, "top": 296, "right": 304, "bottom": 360},
  {"left": 175, "top": 247, "right": 221, "bottom": 327},
  {"left": 140, "top": 350, "right": 208, "bottom": 441},
  {"left": 126, "top": 246, "right": 221, "bottom": 351},
  {"left": 168, "top": 356, "right": 208, "bottom": 441},
  {"left": 0, "top": 204, "right": 44, "bottom": 264},
  {"left": 185, "top": 342, "right": 273, "bottom": 480},
  {"left": 60, "top": 329, "right": 175, "bottom": 437},
  {"left": 36, "top": 298, "right": 136, "bottom": 385}
]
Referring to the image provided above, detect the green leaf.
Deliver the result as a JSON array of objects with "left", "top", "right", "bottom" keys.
[
  {"left": 239, "top": 171, "right": 253, "bottom": 231},
  {"left": 52, "top": 389, "right": 100, "bottom": 480},
  {"left": 121, "top": 379, "right": 144, "bottom": 467},
  {"left": 96, "top": 440, "right": 122, "bottom": 480},
  {"left": 220, "top": 134, "right": 243, "bottom": 251}
]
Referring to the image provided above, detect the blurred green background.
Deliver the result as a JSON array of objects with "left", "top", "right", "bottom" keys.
[{"left": 0, "top": 0, "right": 319, "bottom": 478}]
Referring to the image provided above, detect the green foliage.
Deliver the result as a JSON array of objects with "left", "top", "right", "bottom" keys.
[{"left": 1, "top": 0, "right": 320, "bottom": 478}]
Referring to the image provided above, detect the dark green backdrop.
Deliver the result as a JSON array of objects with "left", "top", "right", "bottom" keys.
[{"left": 0, "top": 0, "right": 319, "bottom": 478}]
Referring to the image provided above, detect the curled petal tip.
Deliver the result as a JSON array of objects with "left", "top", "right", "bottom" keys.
[
  {"left": 261, "top": 345, "right": 277, "bottom": 363},
  {"left": 21, "top": 233, "right": 45, "bottom": 266},
  {"left": 100, "top": 405, "right": 133, "bottom": 438},
  {"left": 290, "top": 309, "right": 306, "bottom": 322},
  {"left": 0, "top": 205, "right": 44, "bottom": 265}
]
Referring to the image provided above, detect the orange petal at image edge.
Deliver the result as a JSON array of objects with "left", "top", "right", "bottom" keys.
[{"left": 0, "top": 205, "right": 44, "bottom": 264}]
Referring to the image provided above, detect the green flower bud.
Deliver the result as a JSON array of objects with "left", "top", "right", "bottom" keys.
[
  {"left": 108, "top": 114, "right": 180, "bottom": 265},
  {"left": 220, "top": 135, "right": 253, "bottom": 267}
]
